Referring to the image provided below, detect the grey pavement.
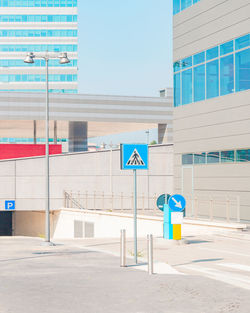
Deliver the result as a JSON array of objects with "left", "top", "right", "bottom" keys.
[{"left": 0, "top": 236, "right": 250, "bottom": 313}]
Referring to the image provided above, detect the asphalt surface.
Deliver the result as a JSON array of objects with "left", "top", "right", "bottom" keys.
[{"left": 0, "top": 237, "right": 250, "bottom": 313}]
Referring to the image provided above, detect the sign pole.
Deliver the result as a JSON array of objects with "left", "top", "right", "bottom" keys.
[
  {"left": 133, "top": 169, "right": 137, "bottom": 264},
  {"left": 120, "top": 143, "right": 148, "bottom": 264}
]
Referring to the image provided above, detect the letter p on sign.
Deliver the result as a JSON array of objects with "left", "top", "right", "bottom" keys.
[{"left": 5, "top": 200, "right": 15, "bottom": 210}]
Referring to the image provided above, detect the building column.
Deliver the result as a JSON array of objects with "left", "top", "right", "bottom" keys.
[
  {"left": 54, "top": 121, "right": 57, "bottom": 144},
  {"left": 158, "top": 124, "right": 168, "bottom": 144},
  {"left": 68, "top": 121, "right": 88, "bottom": 152},
  {"left": 158, "top": 123, "right": 173, "bottom": 144},
  {"left": 33, "top": 120, "right": 37, "bottom": 144}
]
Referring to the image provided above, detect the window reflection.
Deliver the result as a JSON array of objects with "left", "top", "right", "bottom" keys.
[
  {"left": 173, "top": 34, "right": 249, "bottom": 107},
  {"left": 173, "top": 0, "right": 200, "bottom": 15},
  {"left": 220, "top": 54, "right": 234, "bottom": 96},
  {"left": 221, "top": 151, "right": 235, "bottom": 163},
  {"left": 207, "top": 152, "right": 220, "bottom": 164},
  {"left": 194, "top": 64, "right": 205, "bottom": 102},
  {"left": 182, "top": 149, "right": 250, "bottom": 165},
  {"left": 236, "top": 49, "right": 250, "bottom": 92},
  {"left": 194, "top": 153, "right": 206, "bottom": 164}
]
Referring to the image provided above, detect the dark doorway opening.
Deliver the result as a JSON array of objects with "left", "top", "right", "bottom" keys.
[{"left": 0, "top": 212, "right": 12, "bottom": 236}]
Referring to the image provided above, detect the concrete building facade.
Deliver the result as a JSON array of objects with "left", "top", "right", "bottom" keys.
[
  {"left": 173, "top": 0, "right": 250, "bottom": 221},
  {"left": 0, "top": 0, "right": 78, "bottom": 93},
  {"left": 0, "top": 91, "right": 173, "bottom": 147}
]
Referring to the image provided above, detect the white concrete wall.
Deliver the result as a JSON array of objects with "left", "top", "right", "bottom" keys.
[
  {"left": 0, "top": 144, "right": 173, "bottom": 211},
  {"left": 52, "top": 209, "right": 163, "bottom": 239}
]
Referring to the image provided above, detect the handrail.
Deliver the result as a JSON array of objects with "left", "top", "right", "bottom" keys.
[{"left": 63, "top": 190, "right": 241, "bottom": 223}]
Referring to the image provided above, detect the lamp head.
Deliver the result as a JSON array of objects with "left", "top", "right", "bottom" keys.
[
  {"left": 59, "top": 52, "right": 70, "bottom": 64},
  {"left": 24, "top": 52, "right": 35, "bottom": 64}
]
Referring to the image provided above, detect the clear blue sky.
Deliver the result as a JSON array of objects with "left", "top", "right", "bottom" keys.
[{"left": 78, "top": 0, "right": 173, "bottom": 97}]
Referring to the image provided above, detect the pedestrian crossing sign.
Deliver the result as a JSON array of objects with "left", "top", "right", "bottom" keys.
[{"left": 120, "top": 144, "right": 148, "bottom": 170}]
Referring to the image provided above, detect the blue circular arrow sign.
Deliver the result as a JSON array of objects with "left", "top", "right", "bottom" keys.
[{"left": 168, "top": 194, "right": 186, "bottom": 212}]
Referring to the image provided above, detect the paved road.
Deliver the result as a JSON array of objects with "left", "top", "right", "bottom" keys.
[{"left": 0, "top": 237, "right": 250, "bottom": 313}]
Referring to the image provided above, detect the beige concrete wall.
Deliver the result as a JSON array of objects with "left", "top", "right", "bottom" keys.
[
  {"left": 13, "top": 211, "right": 60, "bottom": 238},
  {"left": 173, "top": 0, "right": 250, "bottom": 221},
  {"left": 14, "top": 211, "right": 45, "bottom": 237},
  {"left": 0, "top": 144, "right": 173, "bottom": 212}
]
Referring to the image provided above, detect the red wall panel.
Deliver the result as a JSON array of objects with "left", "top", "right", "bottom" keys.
[{"left": 0, "top": 144, "right": 62, "bottom": 160}]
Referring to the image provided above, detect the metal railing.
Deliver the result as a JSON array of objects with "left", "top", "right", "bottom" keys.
[
  {"left": 64, "top": 191, "right": 241, "bottom": 223},
  {"left": 184, "top": 194, "right": 241, "bottom": 223},
  {"left": 63, "top": 191, "right": 162, "bottom": 215}
]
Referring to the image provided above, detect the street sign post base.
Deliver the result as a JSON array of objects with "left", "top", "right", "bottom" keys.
[
  {"left": 163, "top": 204, "right": 183, "bottom": 240},
  {"left": 41, "top": 241, "right": 56, "bottom": 247}
]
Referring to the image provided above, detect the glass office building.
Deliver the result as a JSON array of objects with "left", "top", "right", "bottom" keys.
[
  {"left": 174, "top": 34, "right": 250, "bottom": 107},
  {"left": 0, "top": 0, "right": 78, "bottom": 93},
  {"left": 173, "top": 0, "right": 250, "bottom": 221},
  {"left": 173, "top": 0, "right": 201, "bottom": 15}
]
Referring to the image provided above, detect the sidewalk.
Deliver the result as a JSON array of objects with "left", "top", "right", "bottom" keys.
[{"left": 58, "top": 223, "right": 250, "bottom": 290}]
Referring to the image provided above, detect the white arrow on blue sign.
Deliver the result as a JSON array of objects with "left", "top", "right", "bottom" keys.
[{"left": 168, "top": 194, "right": 186, "bottom": 212}]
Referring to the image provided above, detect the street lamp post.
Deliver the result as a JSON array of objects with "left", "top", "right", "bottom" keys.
[
  {"left": 24, "top": 52, "right": 70, "bottom": 244},
  {"left": 145, "top": 130, "right": 149, "bottom": 145}
]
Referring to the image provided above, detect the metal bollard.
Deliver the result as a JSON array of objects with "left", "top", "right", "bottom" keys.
[
  {"left": 120, "top": 229, "right": 126, "bottom": 267},
  {"left": 147, "top": 234, "right": 153, "bottom": 275}
]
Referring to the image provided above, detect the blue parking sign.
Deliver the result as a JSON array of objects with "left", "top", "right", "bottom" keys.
[
  {"left": 120, "top": 144, "right": 148, "bottom": 170},
  {"left": 5, "top": 200, "right": 15, "bottom": 210}
]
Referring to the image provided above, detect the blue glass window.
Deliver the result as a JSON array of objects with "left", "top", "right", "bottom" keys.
[
  {"left": 173, "top": 34, "right": 249, "bottom": 107},
  {"left": 174, "top": 73, "right": 181, "bottom": 107},
  {"left": 221, "top": 150, "right": 235, "bottom": 162},
  {"left": 181, "top": 0, "right": 192, "bottom": 10},
  {"left": 182, "top": 154, "right": 193, "bottom": 165},
  {"left": 173, "top": 0, "right": 180, "bottom": 15},
  {"left": 0, "top": 0, "right": 77, "bottom": 7},
  {"left": 235, "top": 34, "right": 249, "bottom": 51},
  {"left": 194, "top": 152, "right": 206, "bottom": 164},
  {"left": 174, "top": 0, "right": 200, "bottom": 14},
  {"left": 220, "top": 54, "right": 234, "bottom": 96},
  {"left": 236, "top": 149, "right": 250, "bottom": 162},
  {"left": 206, "top": 60, "right": 219, "bottom": 99},
  {"left": 0, "top": 29, "right": 77, "bottom": 37},
  {"left": 182, "top": 56, "right": 192, "bottom": 69},
  {"left": 182, "top": 69, "right": 192, "bottom": 105},
  {"left": 173, "top": 61, "right": 181, "bottom": 72},
  {"left": 206, "top": 46, "right": 218, "bottom": 61},
  {"left": 0, "top": 59, "right": 77, "bottom": 67},
  {"left": 194, "top": 64, "right": 205, "bottom": 102},
  {"left": 220, "top": 40, "right": 234, "bottom": 56},
  {"left": 0, "top": 89, "right": 77, "bottom": 94},
  {"left": 235, "top": 49, "right": 250, "bottom": 92},
  {"left": 0, "top": 74, "right": 77, "bottom": 82},
  {"left": 207, "top": 152, "right": 220, "bottom": 163},
  {"left": 193, "top": 52, "right": 205, "bottom": 65},
  {"left": 0, "top": 15, "right": 77, "bottom": 22}
]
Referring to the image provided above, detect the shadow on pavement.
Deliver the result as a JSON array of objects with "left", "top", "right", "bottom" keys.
[{"left": 174, "top": 258, "right": 223, "bottom": 267}]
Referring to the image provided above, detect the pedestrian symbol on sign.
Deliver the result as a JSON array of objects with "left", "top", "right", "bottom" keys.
[
  {"left": 120, "top": 143, "right": 148, "bottom": 170},
  {"left": 126, "top": 149, "right": 145, "bottom": 166}
]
